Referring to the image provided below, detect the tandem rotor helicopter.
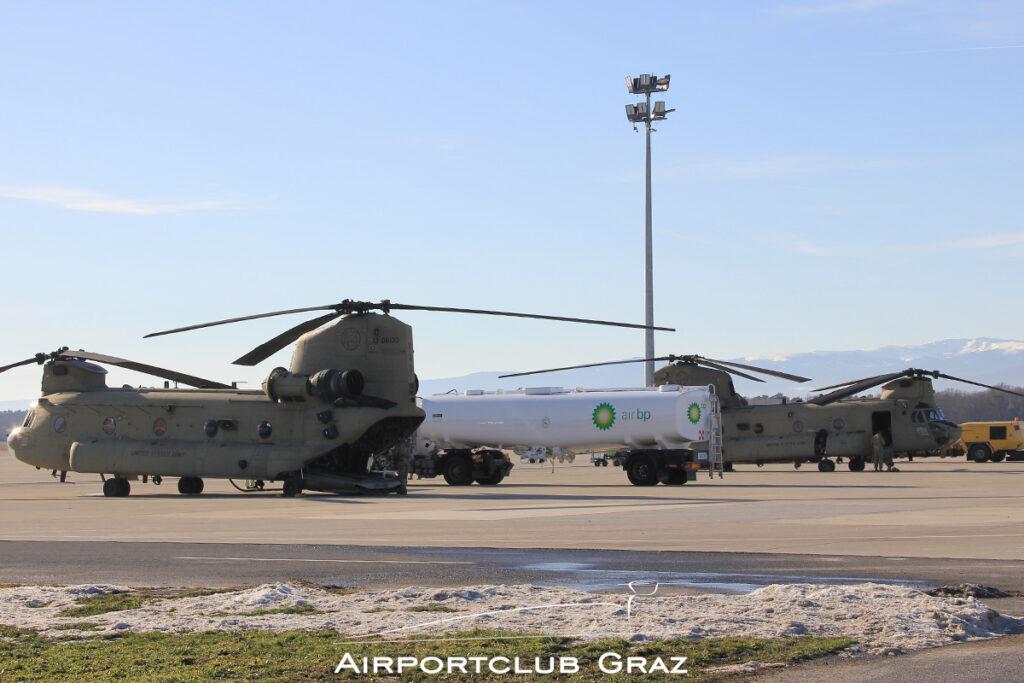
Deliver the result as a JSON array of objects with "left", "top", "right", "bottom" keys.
[
  {"left": 3, "top": 300, "right": 671, "bottom": 497},
  {"left": 502, "top": 355, "right": 1024, "bottom": 472}
]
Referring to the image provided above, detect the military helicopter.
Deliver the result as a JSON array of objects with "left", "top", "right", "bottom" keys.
[
  {"left": 3, "top": 300, "right": 671, "bottom": 497},
  {"left": 502, "top": 355, "right": 1024, "bottom": 472}
]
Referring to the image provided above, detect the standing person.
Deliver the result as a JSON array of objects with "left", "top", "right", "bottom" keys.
[
  {"left": 871, "top": 431, "right": 885, "bottom": 471},
  {"left": 883, "top": 431, "right": 898, "bottom": 472}
]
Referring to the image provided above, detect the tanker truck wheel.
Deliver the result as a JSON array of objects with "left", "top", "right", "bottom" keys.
[
  {"left": 989, "top": 450, "right": 1006, "bottom": 463},
  {"left": 474, "top": 471, "right": 505, "bottom": 485},
  {"left": 626, "top": 454, "right": 659, "bottom": 486},
  {"left": 442, "top": 455, "right": 474, "bottom": 486}
]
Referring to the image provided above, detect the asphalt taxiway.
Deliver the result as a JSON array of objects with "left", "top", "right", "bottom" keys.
[{"left": 1, "top": 455, "right": 1021, "bottom": 562}]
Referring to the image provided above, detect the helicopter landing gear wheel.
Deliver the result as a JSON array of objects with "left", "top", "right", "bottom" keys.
[
  {"left": 664, "top": 470, "right": 688, "bottom": 485},
  {"left": 177, "top": 476, "right": 204, "bottom": 495},
  {"left": 442, "top": 455, "right": 474, "bottom": 486},
  {"left": 474, "top": 470, "right": 505, "bottom": 485},
  {"left": 793, "top": 461, "right": 802, "bottom": 469},
  {"left": 818, "top": 459, "right": 836, "bottom": 472},
  {"left": 626, "top": 454, "right": 659, "bottom": 486},
  {"left": 103, "top": 478, "right": 130, "bottom": 497},
  {"left": 969, "top": 444, "right": 991, "bottom": 463},
  {"left": 282, "top": 478, "right": 302, "bottom": 497},
  {"left": 848, "top": 456, "right": 865, "bottom": 472}
]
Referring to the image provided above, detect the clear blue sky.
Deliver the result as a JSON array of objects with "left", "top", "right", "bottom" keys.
[{"left": 1, "top": 1, "right": 1022, "bottom": 400}]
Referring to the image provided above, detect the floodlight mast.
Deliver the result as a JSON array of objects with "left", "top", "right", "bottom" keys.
[{"left": 625, "top": 74, "right": 673, "bottom": 386}]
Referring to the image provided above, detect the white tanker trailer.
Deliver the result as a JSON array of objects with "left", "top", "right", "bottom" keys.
[{"left": 410, "top": 384, "right": 723, "bottom": 486}]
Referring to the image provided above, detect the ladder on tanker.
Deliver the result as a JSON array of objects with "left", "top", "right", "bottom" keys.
[{"left": 708, "top": 390, "right": 724, "bottom": 479}]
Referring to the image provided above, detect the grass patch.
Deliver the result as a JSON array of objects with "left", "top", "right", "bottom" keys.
[
  {"left": 53, "top": 622, "right": 104, "bottom": 632},
  {"left": 58, "top": 592, "right": 144, "bottom": 618},
  {"left": 54, "top": 586, "right": 241, "bottom": 618},
  {"left": 405, "top": 605, "right": 461, "bottom": 613},
  {"left": 166, "top": 587, "right": 240, "bottom": 600},
  {"left": 0, "top": 627, "right": 854, "bottom": 681},
  {"left": 25, "top": 601, "right": 52, "bottom": 609},
  {"left": 0, "top": 624, "right": 36, "bottom": 639},
  {"left": 212, "top": 604, "right": 320, "bottom": 617}
]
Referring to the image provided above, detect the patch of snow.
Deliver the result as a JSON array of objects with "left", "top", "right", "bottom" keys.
[
  {"left": 0, "top": 582, "right": 1020, "bottom": 656},
  {"left": 958, "top": 340, "right": 1024, "bottom": 355}
]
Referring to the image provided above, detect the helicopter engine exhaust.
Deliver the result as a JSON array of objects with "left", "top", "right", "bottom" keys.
[{"left": 262, "top": 367, "right": 365, "bottom": 403}]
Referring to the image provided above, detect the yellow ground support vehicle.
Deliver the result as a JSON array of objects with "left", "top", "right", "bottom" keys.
[{"left": 958, "top": 420, "right": 1024, "bottom": 463}]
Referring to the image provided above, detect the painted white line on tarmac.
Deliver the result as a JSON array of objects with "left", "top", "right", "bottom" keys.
[{"left": 176, "top": 556, "right": 472, "bottom": 565}]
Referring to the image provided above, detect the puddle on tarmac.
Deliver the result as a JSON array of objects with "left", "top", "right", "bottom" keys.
[{"left": 521, "top": 564, "right": 930, "bottom": 594}]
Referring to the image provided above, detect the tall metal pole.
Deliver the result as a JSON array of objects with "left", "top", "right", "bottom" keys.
[
  {"left": 644, "top": 90, "right": 655, "bottom": 387},
  {"left": 625, "top": 74, "right": 671, "bottom": 387}
]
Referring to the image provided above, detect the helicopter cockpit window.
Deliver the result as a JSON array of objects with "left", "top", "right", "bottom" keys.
[
  {"left": 927, "top": 409, "right": 945, "bottom": 421},
  {"left": 22, "top": 410, "right": 36, "bottom": 428}
]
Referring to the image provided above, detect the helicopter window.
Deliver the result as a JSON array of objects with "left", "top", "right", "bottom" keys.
[
  {"left": 753, "top": 423, "right": 763, "bottom": 434},
  {"left": 153, "top": 418, "right": 167, "bottom": 437},
  {"left": 53, "top": 416, "right": 66, "bottom": 434},
  {"left": 22, "top": 410, "right": 36, "bottom": 428},
  {"left": 258, "top": 421, "right": 272, "bottom": 439},
  {"left": 792, "top": 420, "right": 804, "bottom": 433},
  {"left": 101, "top": 417, "right": 116, "bottom": 435},
  {"left": 832, "top": 418, "right": 845, "bottom": 431},
  {"left": 736, "top": 423, "right": 750, "bottom": 431}
]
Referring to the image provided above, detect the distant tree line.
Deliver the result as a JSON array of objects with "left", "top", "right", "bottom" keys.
[{"left": 933, "top": 386, "right": 1024, "bottom": 423}]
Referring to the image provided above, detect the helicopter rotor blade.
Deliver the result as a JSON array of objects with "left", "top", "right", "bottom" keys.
[
  {"left": 67, "top": 351, "right": 232, "bottom": 389},
  {"left": 697, "top": 356, "right": 810, "bottom": 383},
  {"left": 498, "top": 357, "right": 669, "bottom": 379},
  {"left": 696, "top": 359, "right": 765, "bottom": 383},
  {"left": 935, "top": 372, "right": 1024, "bottom": 398},
  {"left": 386, "top": 303, "right": 674, "bottom": 332},
  {"left": 233, "top": 312, "right": 344, "bottom": 366},
  {"left": 0, "top": 356, "right": 46, "bottom": 374},
  {"left": 809, "top": 373, "right": 896, "bottom": 392},
  {"left": 144, "top": 305, "right": 342, "bottom": 338},
  {"left": 809, "top": 370, "right": 911, "bottom": 406}
]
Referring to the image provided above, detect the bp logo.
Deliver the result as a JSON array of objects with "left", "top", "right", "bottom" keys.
[
  {"left": 592, "top": 402, "right": 616, "bottom": 430},
  {"left": 687, "top": 403, "right": 702, "bottom": 424}
]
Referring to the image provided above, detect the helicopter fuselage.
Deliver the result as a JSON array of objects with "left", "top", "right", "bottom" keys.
[
  {"left": 655, "top": 364, "right": 960, "bottom": 466},
  {"left": 7, "top": 385, "right": 420, "bottom": 481},
  {"left": 6, "top": 312, "right": 426, "bottom": 493}
]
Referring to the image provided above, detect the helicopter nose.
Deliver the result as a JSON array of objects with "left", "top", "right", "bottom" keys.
[
  {"left": 6, "top": 429, "right": 20, "bottom": 452},
  {"left": 929, "top": 420, "right": 960, "bottom": 446}
]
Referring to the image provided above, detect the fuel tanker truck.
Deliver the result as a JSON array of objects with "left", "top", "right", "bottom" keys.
[{"left": 410, "top": 384, "right": 723, "bottom": 486}]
